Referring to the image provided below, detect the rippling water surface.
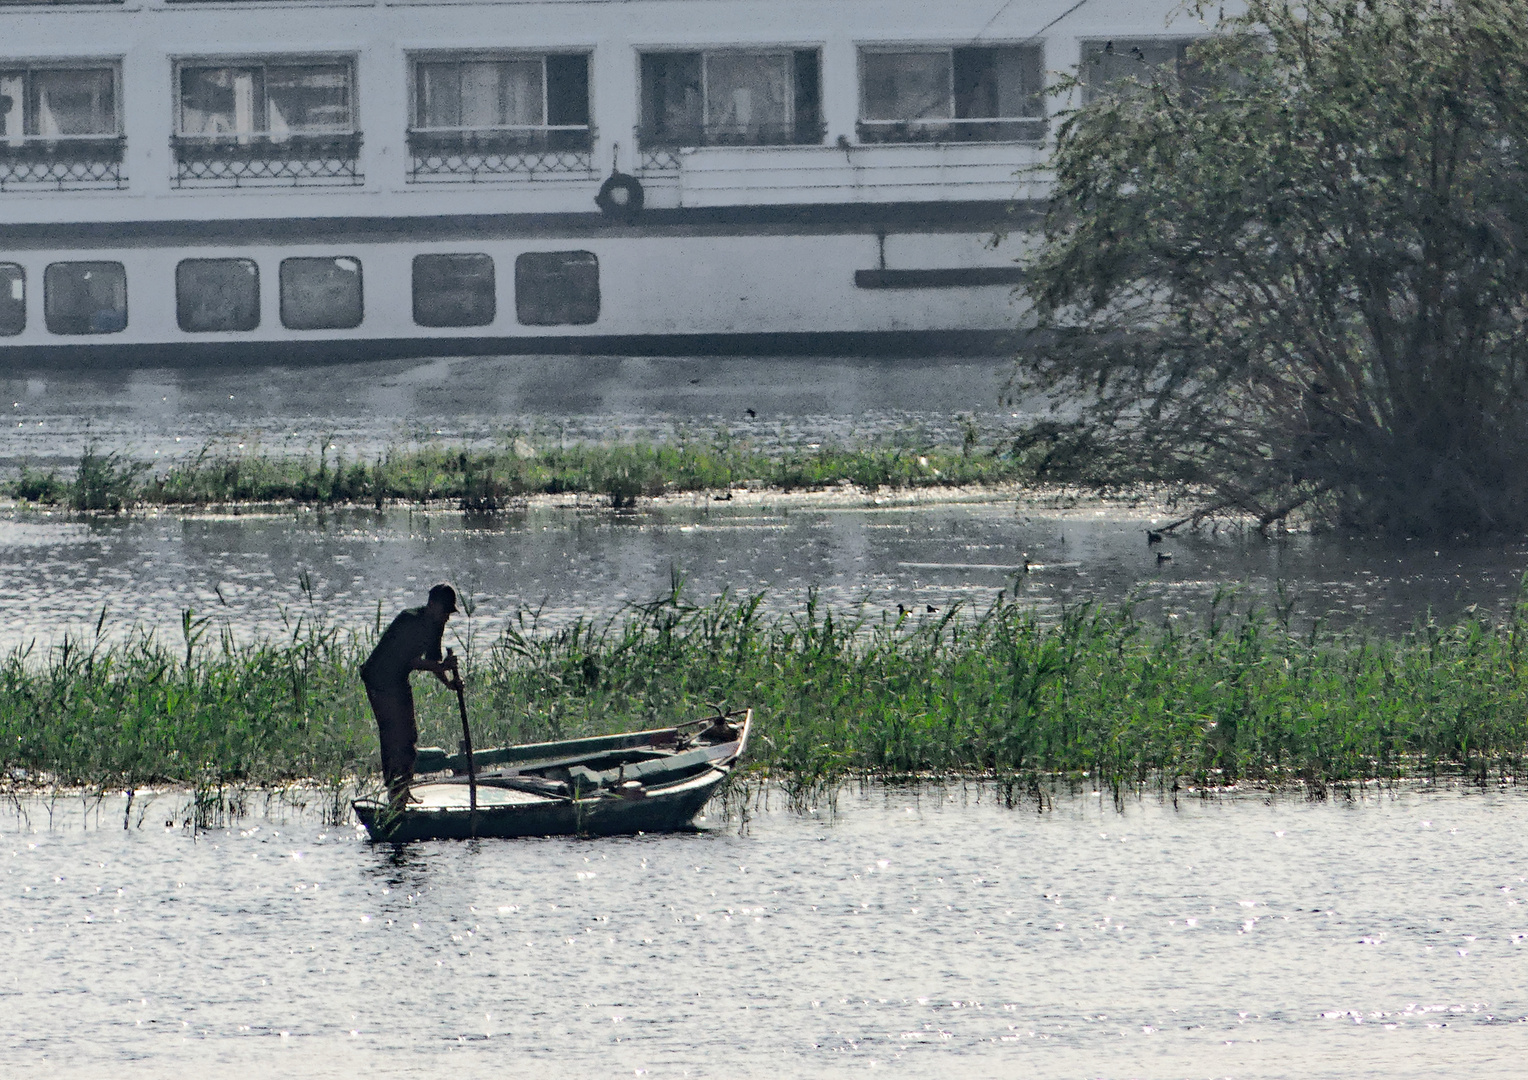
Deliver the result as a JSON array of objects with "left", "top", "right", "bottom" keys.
[
  {"left": 3, "top": 787, "right": 1524, "bottom": 1079},
  {"left": 3, "top": 496, "right": 1528, "bottom": 651},
  {"left": 4, "top": 355, "right": 1528, "bottom": 646}
]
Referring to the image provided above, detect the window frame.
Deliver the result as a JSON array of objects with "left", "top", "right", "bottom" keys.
[
  {"left": 407, "top": 51, "right": 592, "bottom": 144},
  {"left": 0, "top": 263, "right": 24, "bottom": 337},
  {"left": 172, "top": 56, "right": 358, "bottom": 142},
  {"left": 43, "top": 260, "right": 127, "bottom": 336},
  {"left": 1078, "top": 37, "right": 1202, "bottom": 105},
  {"left": 0, "top": 61, "right": 123, "bottom": 145},
  {"left": 175, "top": 257, "right": 261, "bottom": 334},
  {"left": 515, "top": 250, "right": 599, "bottom": 326},
  {"left": 637, "top": 47, "right": 823, "bottom": 149},
  {"left": 411, "top": 252, "right": 497, "bottom": 329},
  {"left": 855, "top": 43, "right": 1046, "bottom": 144},
  {"left": 278, "top": 255, "right": 364, "bottom": 331}
]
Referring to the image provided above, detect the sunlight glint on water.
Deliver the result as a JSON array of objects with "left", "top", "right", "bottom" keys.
[{"left": 2, "top": 788, "right": 1524, "bottom": 1078}]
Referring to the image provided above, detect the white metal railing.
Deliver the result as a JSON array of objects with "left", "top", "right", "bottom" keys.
[{"left": 855, "top": 116, "right": 1046, "bottom": 143}]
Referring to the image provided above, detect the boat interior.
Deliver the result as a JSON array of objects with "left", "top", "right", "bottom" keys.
[{"left": 418, "top": 711, "right": 748, "bottom": 802}]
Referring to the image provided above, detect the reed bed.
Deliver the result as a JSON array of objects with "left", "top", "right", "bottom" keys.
[
  {"left": 2, "top": 587, "right": 1525, "bottom": 803},
  {"left": 6, "top": 430, "right": 1025, "bottom": 511}
]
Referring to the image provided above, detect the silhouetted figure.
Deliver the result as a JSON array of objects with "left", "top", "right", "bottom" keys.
[
  {"left": 745, "top": 408, "right": 757, "bottom": 418},
  {"left": 1147, "top": 530, "right": 1164, "bottom": 545},
  {"left": 361, "top": 584, "right": 460, "bottom": 806}
]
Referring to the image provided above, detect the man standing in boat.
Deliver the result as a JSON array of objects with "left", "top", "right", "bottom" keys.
[{"left": 361, "top": 583, "right": 460, "bottom": 806}]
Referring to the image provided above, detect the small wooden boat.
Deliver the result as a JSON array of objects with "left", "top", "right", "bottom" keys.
[{"left": 353, "top": 709, "right": 752, "bottom": 841}]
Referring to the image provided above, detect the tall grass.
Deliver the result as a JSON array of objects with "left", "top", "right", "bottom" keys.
[
  {"left": 2, "top": 587, "right": 1526, "bottom": 800},
  {"left": 3, "top": 432, "right": 1031, "bottom": 511}
]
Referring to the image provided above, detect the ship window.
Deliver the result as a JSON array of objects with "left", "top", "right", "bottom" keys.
[
  {"left": 857, "top": 46, "right": 1044, "bottom": 143},
  {"left": 44, "top": 261, "right": 126, "bottom": 335},
  {"left": 515, "top": 251, "right": 598, "bottom": 326},
  {"left": 177, "top": 258, "right": 260, "bottom": 333},
  {"left": 0, "top": 65, "right": 120, "bottom": 140},
  {"left": 280, "top": 256, "right": 362, "bottom": 330},
  {"left": 413, "top": 54, "right": 589, "bottom": 132},
  {"left": 413, "top": 253, "right": 496, "bottom": 328},
  {"left": 177, "top": 60, "right": 355, "bottom": 137},
  {"left": 0, "top": 264, "right": 23, "bottom": 337},
  {"left": 639, "top": 49, "right": 822, "bottom": 147},
  {"left": 1081, "top": 39, "right": 1201, "bottom": 104}
]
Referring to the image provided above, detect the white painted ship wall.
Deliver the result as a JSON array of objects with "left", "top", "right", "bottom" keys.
[{"left": 0, "top": 0, "right": 1204, "bottom": 358}]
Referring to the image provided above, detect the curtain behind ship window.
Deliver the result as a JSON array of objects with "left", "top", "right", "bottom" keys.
[
  {"left": 704, "top": 53, "right": 789, "bottom": 139},
  {"left": 954, "top": 47, "right": 1042, "bottom": 118},
  {"left": 417, "top": 61, "right": 542, "bottom": 129},
  {"left": 266, "top": 65, "right": 352, "bottom": 135},
  {"left": 417, "top": 63, "right": 462, "bottom": 128},
  {"left": 31, "top": 69, "right": 116, "bottom": 136},
  {"left": 467, "top": 60, "right": 543, "bottom": 127},
  {"left": 179, "top": 68, "right": 263, "bottom": 136},
  {"left": 860, "top": 52, "right": 951, "bottom": 122},
  {"left": 0, "top": 74, "right": 23, "bottom": 144},
  {"left": 640, "top": 53, "right": 702, "bottom": 140}
]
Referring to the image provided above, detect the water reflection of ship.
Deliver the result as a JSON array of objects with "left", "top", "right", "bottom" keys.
[{"left": 0, "top": 0, "right": 1199, "bottom": 363}]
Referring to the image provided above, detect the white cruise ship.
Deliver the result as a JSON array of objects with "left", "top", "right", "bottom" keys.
[{"left": 0, "top": 0, "right": 1201, "bottom": 363}]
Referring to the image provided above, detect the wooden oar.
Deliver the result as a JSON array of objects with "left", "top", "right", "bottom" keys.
[{"left": 446, "top": 648, "right": 477, "bottom": 831}]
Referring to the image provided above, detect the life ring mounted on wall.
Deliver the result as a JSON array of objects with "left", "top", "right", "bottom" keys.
[{"left": 595, "top": 171, "right": 644, "bottom": 223}]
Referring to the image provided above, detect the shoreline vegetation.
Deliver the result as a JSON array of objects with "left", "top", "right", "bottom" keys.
[
  {"left": 2, "top": 587, "right": 1524, "bottom": 813},
  {"left": 3, "top": 430, "right": 1041, "bottom": 513}
]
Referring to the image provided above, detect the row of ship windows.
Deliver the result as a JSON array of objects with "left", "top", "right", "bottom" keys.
[
  {"left": 0, "top": 41, "right": 1194, "bottom": 154},
  {"left": 0, "top": 252, "right": 601, "bottom": 335}
]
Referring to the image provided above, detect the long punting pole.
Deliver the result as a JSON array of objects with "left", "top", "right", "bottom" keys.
[{"left": 447, "top": 648, "right": 477, "bottom": 831}]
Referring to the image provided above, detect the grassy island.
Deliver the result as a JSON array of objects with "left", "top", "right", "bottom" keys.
[
  {"left": 4, "top": 431, "right": 1031, "bottom": 511},
  {"left": 2, "top": 589, "right": 1524, "bottom": 804}
]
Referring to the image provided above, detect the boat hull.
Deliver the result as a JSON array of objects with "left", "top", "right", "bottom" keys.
[
  {"left": 354, "top": 767, "right": 728, "bottom": 841},
  {"left": 353, "top": 709, "right": 750, "bottom": 841}
]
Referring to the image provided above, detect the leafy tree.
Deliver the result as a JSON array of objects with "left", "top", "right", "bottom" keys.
[{"left": 1016, "top": 0, "right": 1528, "bottom": 534}]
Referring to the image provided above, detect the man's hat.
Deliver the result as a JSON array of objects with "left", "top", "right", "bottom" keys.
[{"left": 428, "top": 583, "right": 458, "bottom": 613}]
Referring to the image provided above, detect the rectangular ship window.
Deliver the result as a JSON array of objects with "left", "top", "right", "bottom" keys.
[
  {"left": 178, "top": 61, "right": 353, "bottom": 137},
  {"left": 515, "top": 251, "right": 598, "bottom": 326},
  {"left": 0, "top": 66, "right": 118, "bottom": 138},
  {"left": 44, "top": 261, "right": 126, "bottom": 335},
  {"left": 413, "top": 254, "right": 495, "bottom": 327},
  {"left": 173, "top": 58, "right": 360, "bottom": 188},
  {"left": 177, "top": 258, "right": 260, "bottom": 333},
  {"left": 0, "top": 265, "right": 23, "bottom": 336},
  {"left": 639, "top": 49, "right": 822, "bottom": 148},
  {"left": 858, "top": 46, "right": 1044, "bottom": 143},
  {"left": 280, "top": 256, "right": 362, "bottom": 330},
  {"left": 1080, "top": 39, "right": 1201, "bottom": 104},
  {"left": 0, "top": 65, "right": 125, "bottom": 190},
  {"left": 407, "top": 53, "right": 592, "bottom": 179}
]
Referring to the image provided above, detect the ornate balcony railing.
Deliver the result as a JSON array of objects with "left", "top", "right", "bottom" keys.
[
  {"left": 855, "top": 117, "right": 1046, "bottom": 144},
  {"left": 170, "top": 132, "right": 363, "bottom": 188},
  {"left": 0, "top": 135, "right": 126, "bottom": 192},
  {"left": 638, "top": 148, "right": 684, "bottom": 173},
  {"left": 637, "top": 121, "right": 825, "bottom": 156},
  {"left": 405, "top": 127, "right": 593, "bottom": 182}
]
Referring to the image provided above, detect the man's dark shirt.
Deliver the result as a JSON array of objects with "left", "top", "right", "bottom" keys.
[{"left": 360, "top": 606, "right": 444, "bottom": 689}]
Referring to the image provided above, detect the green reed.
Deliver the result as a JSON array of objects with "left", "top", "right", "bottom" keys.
[
  {"left": 2, "top": 586, "right": 1526, "bottom": 797},
  {"left": 4, "top": 430, "right": 1028, "bottom": 511}
]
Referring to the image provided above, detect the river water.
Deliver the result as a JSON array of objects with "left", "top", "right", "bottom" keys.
[
  {"left": 3, "top": 785, "right": 1524, "bottom": 1079},
  {"left": 4, "top": 355, "right": 1528, "bottom": 651},
  {"left": 4, "top": 355, "right": 1528, "bottom": 647},
  {"left": 3, "top": 357, "right": 1527, "bottom": 1076}
]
